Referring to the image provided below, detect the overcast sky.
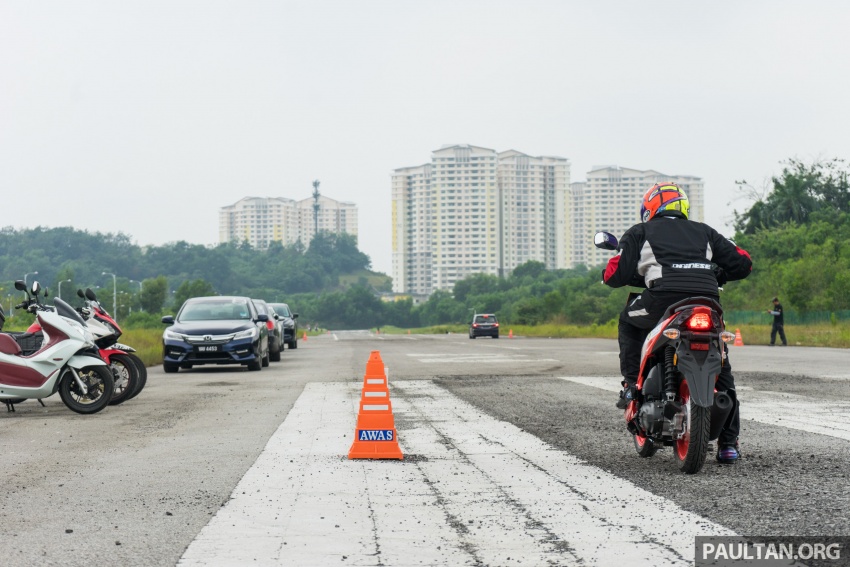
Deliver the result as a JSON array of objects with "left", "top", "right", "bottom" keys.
[{"left": 3, "top": 1, "right": 849, "bottom": 275}]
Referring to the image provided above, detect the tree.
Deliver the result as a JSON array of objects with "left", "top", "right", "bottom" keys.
[
  {"left": 140, "top": 276, "right": 168, "bottom": 313},
  {"left": 173, "top": 279, "right": 216, "bottom": 310}
]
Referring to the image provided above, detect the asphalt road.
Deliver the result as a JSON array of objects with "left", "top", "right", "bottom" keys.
[{"left": 1, "top": 331, "right": 848, "bottom": 566}]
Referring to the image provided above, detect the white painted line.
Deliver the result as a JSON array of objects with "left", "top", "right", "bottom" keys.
[
  {"left": 332, "top": 333, "right": 338, "bottom": 341},
  {"left": 407, "top": 353, "right": 560, "bottom": 364},
  {"left": 180, "top": 381, "right": 731, "bottom": 566},
  {"left": 559, "top": 376, "right": 850, "bottom": 441}
]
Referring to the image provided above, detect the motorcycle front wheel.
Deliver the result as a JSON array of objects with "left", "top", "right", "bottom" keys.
[
  {"left": 674, "top": 379, "right": 710, "bottom": 474},
  {"left": 107, "top": 354, "right": 137, "bottom": 406},
  {"left": 123, "top": 353, "right": 148, "bottom": 400},
  {"left": 59, "top": 365, "right": 114, "bottom": 415}
]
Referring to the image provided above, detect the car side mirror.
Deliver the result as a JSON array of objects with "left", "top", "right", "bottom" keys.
[
  {"left": 293, "top": 313, "right": 299, "bottom": 319},
  {"left": 594, "top": 231, "right": 619, "bottom": 251},
  {"left": 257, "top": 314, "right": 269, "bottom": 322},
  {"left": 161, "top": 315, "right": 175, "bottom": 325}
]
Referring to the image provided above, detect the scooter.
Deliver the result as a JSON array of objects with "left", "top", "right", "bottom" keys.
[
  {"left": 0, "top": 280, "right": 114, "bottom": 414},
  {"left": 76, "top": 288, "right": 147, "bottom": 401},
  {"left": 594, "top": 232, "right": 737, "bottom": 474}
]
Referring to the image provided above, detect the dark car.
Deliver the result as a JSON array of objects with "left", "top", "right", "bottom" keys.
[
  {"left": 268, "top": 302, "right": 298, "bottom": 349},
  {"left": 161, "top": 296, "right": 269, "bottom": 373},
  {"left": 252, "top": 299, "right": 282, "bottom": 362},
  {"left": 469, "top": 313, "right": 499, "bottom": 339}
]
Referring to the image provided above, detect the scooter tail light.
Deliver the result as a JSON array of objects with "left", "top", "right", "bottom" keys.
[{"left": 686, "top": 311, "right": 712, "bottom": 331}]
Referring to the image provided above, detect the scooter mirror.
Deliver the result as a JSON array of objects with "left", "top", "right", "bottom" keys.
[
  {"left": 594, "top": 231, "right": 619, "bottom": 251},
  {"left": 77, "top": 289, "right": 85, "bottom": 298},
  {"left": 14, "top": 280, "right": 27, "bottom": 291},
  {"left": 85, "top": 288, "right": 97, "bottom": 301},
  {"left": 31, "top": 281, "right": 41, "bottom": 296}
]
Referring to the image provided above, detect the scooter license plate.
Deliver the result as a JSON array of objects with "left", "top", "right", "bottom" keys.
[{"left": 196, "top": 345, "right": 219, "bottom": 352}]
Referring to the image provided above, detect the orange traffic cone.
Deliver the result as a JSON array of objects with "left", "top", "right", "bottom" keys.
[
  {"left": 509, "top": 329, "right": 513, "bottom": 339},
  {"left": 733, "top": 328, "right": 744, "bottom": 346},
  {"left": 302, "top": 331, "right": 308, "bottom": 341},
  {"left": 349, "top": 351, "right": 403, "bottom": 460}
]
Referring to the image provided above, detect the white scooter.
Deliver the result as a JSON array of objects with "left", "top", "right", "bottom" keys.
[{"left": 0, "top": 280, "right": 114, "bottom": 414}]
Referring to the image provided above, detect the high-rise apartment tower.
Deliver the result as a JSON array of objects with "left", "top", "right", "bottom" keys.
[
  {"left": 392, "top": 144, "right": 571, "bottom": 295},
  {"left": 219, "top": 194, "right": 358, "bottom": 249}
]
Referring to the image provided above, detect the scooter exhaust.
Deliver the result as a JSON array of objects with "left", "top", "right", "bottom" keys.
[{"left": 709, "top": 390, "right": 734, "bottom": 441}]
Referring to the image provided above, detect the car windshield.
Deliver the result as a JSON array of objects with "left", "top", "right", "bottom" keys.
[
  {"left": 179, "top": 299, "right": 251, "bottom": 321},
  {"left": 253, "top": 301, "right": 268, "bottom": 315},
  {"left": 474, "top": 315, "right": 496, "bottom": 324},
  {"left": 270, "top": 304, "right": 291, "bottom": 317}
]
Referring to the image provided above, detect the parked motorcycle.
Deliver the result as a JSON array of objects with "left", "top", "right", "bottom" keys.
[
  {"left": 0, "top": 280, "right": 114, "bottom": 414},
  {"left": 76, "top": 288, "right": 147, "bottom": 401},
  {"left": 594, "top": 231, "right": 737, "bottom": 473}
]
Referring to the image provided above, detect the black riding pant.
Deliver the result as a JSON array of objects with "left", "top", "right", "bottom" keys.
[
  {"left": 618, "top": 289, "right": 740, "bottom": 445},
  {"left": 771, "top": 322, "right": 787, "bottom": 345}
]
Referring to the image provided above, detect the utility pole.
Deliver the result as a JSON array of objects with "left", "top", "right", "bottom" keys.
[{"left": 312, "top": 179, "right": 321, "bottom": 239}]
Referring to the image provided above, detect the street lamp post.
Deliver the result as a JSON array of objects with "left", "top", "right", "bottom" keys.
[
  {"left": 24, "top": 271, "right": 38, "bottom": 288},
  {"left": 58, "top": 279, "right": 72, "bottom": 300},
  {"left": 102, "top": 272, "right": 117, "bottom": 320},
  {"left": 130, "top": 280, "right": 143, "bottom": 311}
]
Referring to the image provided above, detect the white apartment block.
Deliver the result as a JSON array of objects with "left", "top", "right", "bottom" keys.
[
  {"left": 570, "top": 166, "right": 704, "bottom": 269},
  {"left": 392, "top": 145, "right": 570, "bottom": 295},
  {"left": 219, "top": 195, "right": 358, "bottom": 250}
]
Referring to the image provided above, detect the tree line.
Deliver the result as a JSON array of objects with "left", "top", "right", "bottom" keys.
[{"left": 2, "top": 157, "right": 846, "bottom": 328}]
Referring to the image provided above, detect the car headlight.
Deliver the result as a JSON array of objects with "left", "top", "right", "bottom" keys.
[
  {"left": 163, "top": 329, "right": 184, "bottom": 341},
  {"left": 234, "top": 327, "right": 259, "bottom": 340}
]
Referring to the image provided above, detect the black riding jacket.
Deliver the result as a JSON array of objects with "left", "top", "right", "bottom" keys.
[{"left": 603, "top": 211, "right": 752, "bottom": 294}]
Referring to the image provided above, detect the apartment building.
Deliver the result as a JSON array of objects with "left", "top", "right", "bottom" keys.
[
  {"left": 219, "top": 194, "right": 358, "bottom": 249},
  {"left": 570, "top": 166, "right": 704, "bottom": 268},
  {"left": 392, "top": 144, "right": 571, "bottom": 295}
]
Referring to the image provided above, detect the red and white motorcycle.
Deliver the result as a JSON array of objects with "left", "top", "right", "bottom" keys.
[{"left": 0, "top": 280, "right": 114, "bottom": 414}]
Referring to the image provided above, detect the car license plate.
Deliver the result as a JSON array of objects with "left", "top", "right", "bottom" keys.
[{"left": 196, "top": 345, "right": 219, "bottom": 352}]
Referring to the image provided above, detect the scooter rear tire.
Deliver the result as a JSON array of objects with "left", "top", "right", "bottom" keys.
[
  {"left": 59, "top": 365, "right": 114, "bottom": 415},
  {"left": 674, "top": 380, "right": 710, "bottom": 474}
]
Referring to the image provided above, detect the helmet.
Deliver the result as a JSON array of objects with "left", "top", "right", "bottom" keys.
[{"left": 640, "top": 183, "right": 689, "bottom": 222}]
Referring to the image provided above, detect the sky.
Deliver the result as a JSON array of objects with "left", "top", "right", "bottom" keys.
[{"left": 3, "top": 1, "right": 850, "bottom": 275}]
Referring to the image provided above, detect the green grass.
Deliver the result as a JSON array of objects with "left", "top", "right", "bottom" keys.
[{"left": 121, "top": 328, "right": 164, "bottom": 367}]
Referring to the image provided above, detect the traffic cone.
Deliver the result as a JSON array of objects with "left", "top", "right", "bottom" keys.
[
  {"left": 349, "top": 351, "right": 403, "bottom": 460},
  {"left": 733, "top": 328, "right": 744, "bottom": 347},
  {"left": 302, "top": 331, "right": 308, "bottom": 341},
  {"left": 509, "top": 329, "right": 513, "bottom": 339}
]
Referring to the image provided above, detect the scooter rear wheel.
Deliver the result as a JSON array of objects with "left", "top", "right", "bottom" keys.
[
  {"left": 674, "top": 379, "right": 710, "bottom": 474},
  {"left": 59, "top": 365, "right": 114, "bottom": 415}
]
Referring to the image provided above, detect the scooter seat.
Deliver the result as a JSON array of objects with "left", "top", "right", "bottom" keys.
[{"left": 0, "top": 334, "right": 23, "bottom": 356}]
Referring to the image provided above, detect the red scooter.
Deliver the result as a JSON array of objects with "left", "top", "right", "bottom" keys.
[{"left": 594, "top": 231, "right": 737, "bottom": 474}]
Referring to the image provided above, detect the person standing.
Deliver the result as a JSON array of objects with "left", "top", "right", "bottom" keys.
[{"left": 767, "top": 297, "right": 787, "bottom": 346}]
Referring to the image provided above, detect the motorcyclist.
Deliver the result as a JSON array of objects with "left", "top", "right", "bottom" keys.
[{"left": 602, "top": 183, "right": 752, "bottom": 463}]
